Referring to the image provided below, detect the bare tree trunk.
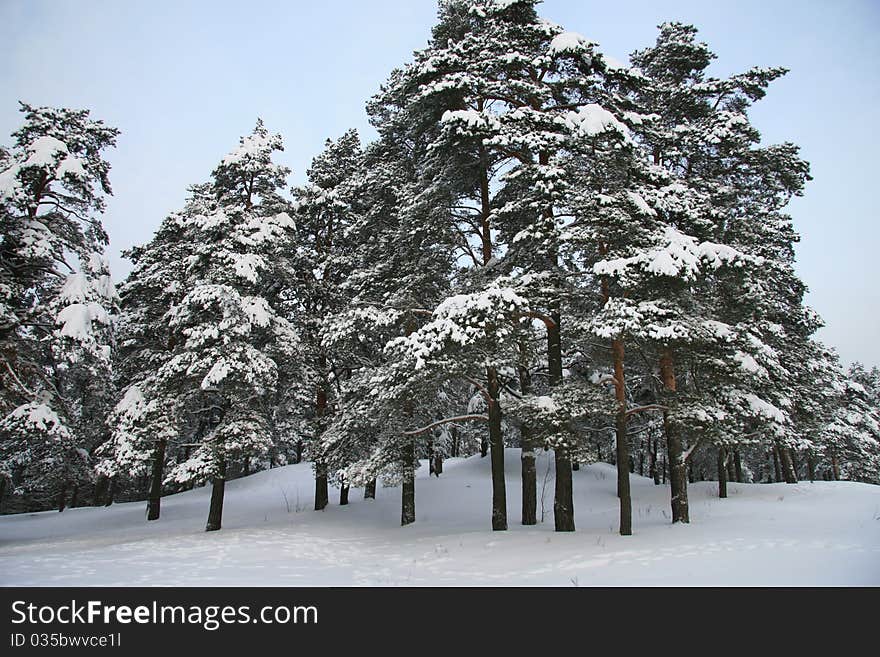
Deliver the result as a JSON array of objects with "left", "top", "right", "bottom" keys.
[
  {"left": 147, "top": 438, "right": 167, "bottom": 521},
  {"left": 660, "top": 349, "right": 688, "bottom": 523},
  {"left": 70, "top": 485, "right": 79, "bottom": 509},
  {"left": 807, "top": 450, "right": 816, "bottom": 482},
  {"left": 734, "top": 448, "right": 743, "bottom": 483},
  {"left": 831, "top": 453, "right": 840, "bottom": 481},
  {"left": 364, "top": 479, "right": 376, "bottom": 500},
  {"left": 205, "top": 456, "right": 226, "bottom": 532},
  {"left": 340, "top": 482, "right": 349, "bottom": 506},
  {"left": 450, "top": 427, "right": 459, "bottom": 458},
  {"left": 717, "top": 446, "right": 728, "bottom": 499}
]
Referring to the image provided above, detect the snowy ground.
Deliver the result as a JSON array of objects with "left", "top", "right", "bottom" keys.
[{"left": 1, "top": 449, "right": 878, "bottom": 586}]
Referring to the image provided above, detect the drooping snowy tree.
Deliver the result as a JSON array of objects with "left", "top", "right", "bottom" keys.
[{"left": 0, "top": 102, "right": 119, "bottom": 511}]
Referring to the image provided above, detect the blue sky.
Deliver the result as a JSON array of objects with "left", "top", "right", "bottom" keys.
[{"left": 1, "top": 0, "right": 877, "bottom": 366}]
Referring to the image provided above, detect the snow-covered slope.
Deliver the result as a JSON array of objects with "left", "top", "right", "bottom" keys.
[{"left": 1, "top": 450, "right": 878, "bottom": 586}]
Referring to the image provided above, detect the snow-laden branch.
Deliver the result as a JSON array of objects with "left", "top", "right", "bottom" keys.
[{"left": 403, "top": 414, "right": 489, "bottom": 436}]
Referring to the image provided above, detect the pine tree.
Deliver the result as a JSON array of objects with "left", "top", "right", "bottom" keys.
[
  {"left": 0, "top": 102, "right": 119, "bottom": 511},
  {"left": 289, "top": 130, "right": 364, "bottom": 511},
  {"left": 97, "top": 187, "right": 206, "bottom": 519},
  {"left": 160, "top": 120, "right": 298, "bottom": 531}
]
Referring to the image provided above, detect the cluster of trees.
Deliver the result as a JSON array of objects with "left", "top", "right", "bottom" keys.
[{"left": 2, "top": 0, "right": 878, "bottom": 535}]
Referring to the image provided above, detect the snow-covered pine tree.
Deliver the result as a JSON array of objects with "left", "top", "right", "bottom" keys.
[
  {"left": 319, "top": 132, "right": 457, "bottom": 526},
  {"left": 368, "top": 0, "right": 636, "bottom": 532},
  {"left": 0, "top": 102, "right": 119, "bottom": 512},
  {"left": 614, "top": 22, "right": 810, "bottom": 522},
  {"left": 289, "top": 129, "right": 364, "bottom": 511},
  {"left": 96, "top": 186, "right": 208, "bottom": 519},
  {"left": 160, "top": 120, "right": 298, "bottom": 531},
  {"left": 819, "top": 355, "right": 880, "bottom": 483}
]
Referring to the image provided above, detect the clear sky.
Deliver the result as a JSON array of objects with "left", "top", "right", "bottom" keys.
[{"left": 1, "top": 0, "right": 878, "bottom": 366}]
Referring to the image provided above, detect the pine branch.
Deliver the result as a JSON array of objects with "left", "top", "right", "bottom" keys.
[{"left": 403, "top": 414, "right": 489, "bottom": 436}]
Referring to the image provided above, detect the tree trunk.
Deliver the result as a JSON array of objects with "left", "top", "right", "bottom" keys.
[
  {"left": 147, "top": 438, "right": 167, "bottom": 521},
  {"left": 650, "top": 437, "right": 660, "bottom": 485},
  {"left": 364, "top": 478, "right": 376, "bottom": 500},
  {"left": 205, "top": 456, "right": 226, "bottom": 532},
  {"left": 789, "top": 448, "right": 800, "bottom": 479},
  {"left": 295, "top": 440, "right": 303, "bottom": 464},
  {"left": 70, "top": 485, "right": 79, "bottom": 509},
  {"left": 487, "top": 366, "right": 507, "bottom": 531},
  {"left": 104, "top": 477, "right": 116, "bottom": 506},
  {"left": 778, "top": 443, "right": 797, "bottom": 483},
  {"left": 734, "top": 449, "right": 743, "bottom": 483},
  {"left": 807, "top": 450, "right": 815, "bottom": 482},
  {"left": 314, "top": 461, "right": 329, "bottom": 511},
  {"left": 450, "top": 427, "right": 459, "bottom": 458},
  {"left": 518, "top": 356, "right": 537, "bottom": 526},
  {"left": 57, "top": 482, "right": 67, "bottom": 512},
  {"left": 93, "top": 475, "right": 108, "bottom": 506},
  {"left": 521, "top": 438, "right": 536, "bottom": 526},
  {"left": 548, "top": 314, "right": 574, "bottom": 532},
  {"left": 660, "top": 349, "right": 688, "bottom": 523},
  {"left": 772, "top": 444, "right": 782, "bottom": 483},
  {"left": 717, "top": 446, "right": 728, "bottom": 499},
  {"left": 340, "top": 482, "right": 349, "bottom": 506},
  {"left": 612, "top": 339, "right": 632, "bottom": 536},
  {"left": 831, "top": 453, "right": 840, "bottom": 481},
  {"left": 401, "top": 438, "right": 415, "bottom": 526},
  {"left": 726, "top": 451, "right": 737, "bottom": 483},
  {"left": 314, "top": 354, "right": 330, "bottom": 510}
]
